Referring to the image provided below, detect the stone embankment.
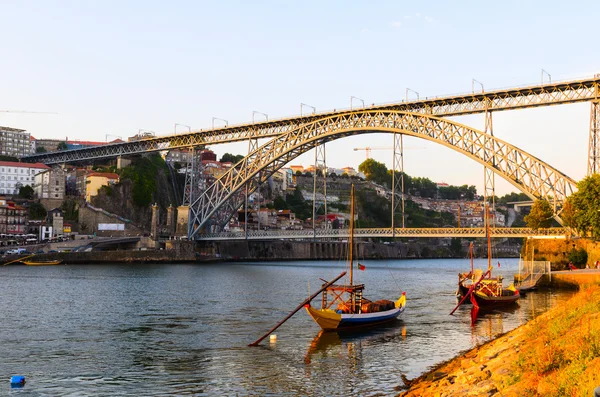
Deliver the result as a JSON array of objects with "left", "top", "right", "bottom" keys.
[{"left": 399, "top": 284, "right": 600, "bottom": 397}]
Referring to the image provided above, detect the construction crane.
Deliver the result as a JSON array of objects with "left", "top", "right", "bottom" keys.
[
  {"left": 0, "top": 110, "right": 57, "bottom": 114},
  {"left": 353, "top": 146, "right": 392, "bottom": 159}
]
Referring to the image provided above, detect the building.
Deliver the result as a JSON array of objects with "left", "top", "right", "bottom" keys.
[
  {"left": 0, "top": 197, "right": 27, "bottom": 236},
  {"left": 0, "top": 126, "right": 31, "bottom": 158},
  {"left": 32, "top": 138, "right": 63, "bottom": 153},
  {"left": 66, "top": 139, "right": 124, "bottom": 150},
  {"left": 33, "top": 168, "right": 66, "bottom": 199},
  {"left": 47, "top": 208, "right": 64, "bottom": 238},
  {"left": 0, "top": 161, "right": 50, "bottom": 195},
  {"left": 79, "top": 172, "right": 120, "bottom": 202}
]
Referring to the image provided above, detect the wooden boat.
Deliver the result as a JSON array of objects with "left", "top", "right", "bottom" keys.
[
  {"left": 21, "top": 259, "right": 63, "bottom": 266},
  {"left": 305, "top": 184, "right": 406, "bottom": 331},
  {"left": 454, "top": 203, "right": 520, "bottom": 310}
]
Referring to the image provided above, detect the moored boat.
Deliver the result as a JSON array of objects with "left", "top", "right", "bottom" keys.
[
  {"left": 470, "top": 282, "right": 520, "bottom": 308},
  {"left": 304, "top": 184, "right": 406, "bottom": 331},
  {"left": 21, "top": 259, "right": 63, "bottom": 266}
]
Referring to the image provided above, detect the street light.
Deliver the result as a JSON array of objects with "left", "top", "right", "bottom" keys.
[
  {"left": 541, "top": 69, "right": 551, "bottom": 84},
  {"left": 212, "top": 117, "right": 228, "bottom": 129},
  {"left": 300, "top": 103, "right": 316, "bottom": 116},
  {"left": 252, "top": 111, "right": 268, "bottom": 123},
  {"left": 406, "top": 88, "right": 419, "bottom": 101},
  {"left": 174, "top": 123, "right": 191, "bottom": 135},
  {"left": 350, "top": 96, "right": 365, "bottom": 110},
  {"left": 472, "top": 79, "right": 484, "bottom": 94}
]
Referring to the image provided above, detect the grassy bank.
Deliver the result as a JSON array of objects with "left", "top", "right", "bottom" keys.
[{"left": 400, "top": 285, "right": 600, "bottom": 396}]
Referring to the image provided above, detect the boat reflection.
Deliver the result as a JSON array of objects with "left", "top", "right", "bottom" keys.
[{"left": 304, "top": 321, "right": 407, "bottom": 365}]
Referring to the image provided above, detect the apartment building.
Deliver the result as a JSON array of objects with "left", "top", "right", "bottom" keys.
[
  {"left": 0, "top": 161, "right": 50, "bottom": 195},
  {"left": 33, "top": 168, "right": 66, "bottom": 199},
  {"left": 0, "top": 126, "right": 31, "bottom": 158}
]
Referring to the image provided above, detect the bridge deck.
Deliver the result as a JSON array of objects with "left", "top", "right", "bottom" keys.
[{"left": 196, "top": 227, "right": 569, "bottom": 241}]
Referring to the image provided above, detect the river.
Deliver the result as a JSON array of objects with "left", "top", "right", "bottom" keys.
[{"left": 0, "top": 258, "right": 573, "bottom": 396}]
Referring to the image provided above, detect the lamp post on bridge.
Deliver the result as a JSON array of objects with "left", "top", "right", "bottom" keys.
[
  {"left": 541, "top": 69, "right": 551, "bottom": 84},
  {"left": 174, "top": 123, "right": 191, "bottom": 135},
  {"left": 212, "top": 117, "right": 228, "bottom": 129},
  {"left": 405, "top": 88, "right": 419, "bottom": 101},
  {"left": 252, "top": 111, "right": 268, "bottom": 124},
  {"left": 472, "top": 79, "right": 484, "bottom": 94},
  {"left": 350, "top": 96, "right": 365, "bottom": 110},
  {"left": 300, "top": 103, "right": 316, "bottom": 116}
]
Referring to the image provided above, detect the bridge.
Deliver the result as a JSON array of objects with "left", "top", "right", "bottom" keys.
[
  {"left": 21, "top": 75, "right": 600, "bottom": 241},
  {"left": 197, "top": 227, "right": 570, "bottom": 241}
]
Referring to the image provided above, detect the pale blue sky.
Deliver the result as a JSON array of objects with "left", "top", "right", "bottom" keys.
[{"left": 2, "top": 1, "right": 599, "bottom": 195}]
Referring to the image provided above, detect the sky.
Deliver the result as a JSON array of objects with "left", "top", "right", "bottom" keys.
[{"left": 2, "top": 0, "right": 600, "bottom": 196}]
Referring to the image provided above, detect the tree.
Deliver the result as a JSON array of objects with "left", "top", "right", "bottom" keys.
[
  {"left": 219, "top": 153, "right": 244, "bottom": 164},
  {"left": 524, "top": 200, "right": 554, "bottom": 229},
  {"left": 28, "top": 202, "right": 47, "bottom": 220},
  {"left": 358, "top": 159, "right": 389, "bottom": 186},
  {"left": 450, "top": 238, "right": 463, "bottom": 256},
  {"left": 568, "top": 248, "right": 588, "bottom": 267},
  {"left": 18, "top": 185, "right": 34, "bottom": 199},
  {"left": 0, "top": 155, "right": 19, "bottom": 162},
  {"left": 563, "top": 174, "right": 600, "bottom": 237},
  {"left": 35, "top": 146, "right": 47, "bottom": 153},
  {"left": 57, "top": 142, "right": 68, "bottom": 151}
]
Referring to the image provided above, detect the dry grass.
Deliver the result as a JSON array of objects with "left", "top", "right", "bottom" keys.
[{"left": 507, "top": 285, "right": 600, "bottom": 396}]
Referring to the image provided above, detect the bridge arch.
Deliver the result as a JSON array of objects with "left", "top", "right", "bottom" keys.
[{"left": 189, "top": 110, "right": 576, "bottom": 237}]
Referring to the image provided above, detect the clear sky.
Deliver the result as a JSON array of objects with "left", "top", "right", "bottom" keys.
[{"left": 2, "top": 0, "right": 599, "bottom": 195}]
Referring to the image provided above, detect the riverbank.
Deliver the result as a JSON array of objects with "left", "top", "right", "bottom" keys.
[{"left": 399, "top": 284, "right": 600, "bottom": 396}]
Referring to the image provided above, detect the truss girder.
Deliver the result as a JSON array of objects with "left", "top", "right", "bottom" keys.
[
  {"left": 22, "top": 77, "right": 600, "bottom": 166},
  {"left": 196, "top": 227, "right": 569, "bottom": 241},
  {"left": 189, "top": 110, "right": 577, "bottom": 238}
]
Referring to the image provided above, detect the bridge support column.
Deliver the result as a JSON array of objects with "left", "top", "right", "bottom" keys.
[
  {"left": 116, "top": 156, "right": 131, "bottom": 169},
  {"left": 391, "top": 133, "right": 405, "bottom": 234},
  {"left": 176, "top": 206, "right": 189, "bottom": 237},
  {"left": 483, "top": 106, "right": 496, "bottom": 225},
  {"left": 167, "top": 205, "right": 176, "bottom": 236},
  {"left": 588, "top": 100, "right": 600, "bottom": 175},
  {"left": 151, "top": 203, "right": 159, "bottom": 240},
  {"left": 312, "top": 143, "right": 327, "bottom": 236}
]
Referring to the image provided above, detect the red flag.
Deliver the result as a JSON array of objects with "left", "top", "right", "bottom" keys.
[
  {"left": 497, "top": 262, "right": 501, "bottom": 268},
  {"left": 358, "top": 263, "right": 366, "bottom": 271}
]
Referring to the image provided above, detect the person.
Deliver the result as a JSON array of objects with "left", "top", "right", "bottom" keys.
[
  {"left": 568, "top": 261, "right": 575, "bottom": 271},
  {"left": 586, "top": 263, "right": 590, "bottom": 269},
  {"left": 596, "top": 260, "right": 600, "bottom": 270}
]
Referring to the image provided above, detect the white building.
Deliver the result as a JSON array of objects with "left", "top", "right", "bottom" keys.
[{"left": 0, "top": 161, "right": 50, "bottom": 195}]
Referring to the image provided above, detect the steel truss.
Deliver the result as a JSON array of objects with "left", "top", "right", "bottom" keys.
[
  {"left": 22, "top": 76, "right": 600, "bottom": 165},
  {"left": 196, "top": 227, "right": 570, "bottom": 241},
  {"left": 188, "top": 110, "right": 577, "bottom": 239}
]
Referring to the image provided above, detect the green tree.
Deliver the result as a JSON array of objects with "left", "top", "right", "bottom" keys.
[
  {"left": 568, "top": 248, "right": 588, "bottom": 267},
  {"left": 219, "top": 153, "right": 245, "bottom": 164},
  {"left": 524, "top": 200, "right": 554, "bottom": 229},
  {"left": 18, "top": 185, "right": 34, "bottom": 199},
  {"left": 28, "top": 202, "right": 47, "bottom": 220},
  {"left": 563, "top": 174, "right": 600, "bottom": 237},
  {"left": 35, "top": 146, "right": 47, "bottom": 153},
  {"left": 358, "top": 159, "right": 389, "bottom": 186},
  {"left": 57, "top": 142, "right": 68, "bottom": 151},
  {"left": 450, "top": 238, "right": 463, "bottom": 256},
  {"left": 0, "top": 155, "right": 19, "bottom": 162}
]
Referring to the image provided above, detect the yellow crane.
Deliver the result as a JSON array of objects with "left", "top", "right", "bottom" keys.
[{"left": 353, "top": 146, "right": 392, "bottom": 159}]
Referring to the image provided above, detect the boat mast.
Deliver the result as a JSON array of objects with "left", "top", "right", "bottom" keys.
[
  {"left": 349, "top": 184, "right": 355, "bottom": 286},
  {"left": 486, "top": 203, "right": 492, "bottom": 270},
  {"left": 470, "top": 242, "right": 474, "bottom": 274}
]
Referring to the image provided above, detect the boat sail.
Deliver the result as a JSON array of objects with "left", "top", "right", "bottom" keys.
[{"left": 304, "top": 184, "right": 406, "bottom": 331}]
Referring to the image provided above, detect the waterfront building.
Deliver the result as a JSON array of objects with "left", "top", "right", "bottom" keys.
[
  {"left": 47, "top": 208, "right": 64, "bottom": 238},
  {"left": 0, "top": 197, "right": 27, "bottom": 236},
  {"left": 33, "top": 168, "right": 66, "bottom": 199},
  {"left": 0, "top": 161, "right": 50, "bottom": 195},
  {"left": 0, "top": 126, "right": 31, "bottom": 158}
]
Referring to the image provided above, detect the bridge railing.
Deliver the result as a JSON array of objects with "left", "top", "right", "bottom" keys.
[{"left": 195, "top": 227, "right": 570, "bottom": 241}]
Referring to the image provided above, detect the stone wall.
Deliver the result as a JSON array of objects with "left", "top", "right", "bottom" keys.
[{"left": 78, "top": 205, "right": 143, "bottom": 237}]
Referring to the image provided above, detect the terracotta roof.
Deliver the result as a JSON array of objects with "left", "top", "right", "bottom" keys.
[
  {"left": 0, "top": 161, "right": 50, "bottom": 169},
  {"left": 87, "top": 172, "right": 119, "bottom": 179}
]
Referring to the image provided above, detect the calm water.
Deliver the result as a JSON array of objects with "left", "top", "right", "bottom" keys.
[{"left": 0, "top": 258, "right": 572, "bottom": 396}]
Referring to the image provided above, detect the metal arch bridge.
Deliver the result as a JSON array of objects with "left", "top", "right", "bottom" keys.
[
  {"left": 197, "top": 227, "right": 570, "bottom": 241},
  {"left": 22, "top": 75, "right": 600, "bottom": 167},
  {"left": 188, "top": 110, "right": 576, "bottom": 238}
]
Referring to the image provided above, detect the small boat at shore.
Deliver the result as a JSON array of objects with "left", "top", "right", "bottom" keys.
[
  {"left": 470, "top": 282, "right": 520, "bottom": 308},
  {"left": 21, "top": 259, "right": 63, "bottom": 266},
  {"left": 305, "top": 185, "right": 406, "bottom": 331}
]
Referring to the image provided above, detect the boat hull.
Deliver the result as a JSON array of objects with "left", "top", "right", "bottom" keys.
[
  {"left": 305, "top": 296, "right": 406, "bottom": 331},
  {"left": 470, "top": 290, "right": 520, "bottom": 308},
  {"left": 21, "top": 260, "right": 63, "bottom": 266}
]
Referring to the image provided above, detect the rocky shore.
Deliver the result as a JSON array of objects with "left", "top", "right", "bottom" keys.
[{"left": 399, "top": 284, "right": 600, "bottom": 397}]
